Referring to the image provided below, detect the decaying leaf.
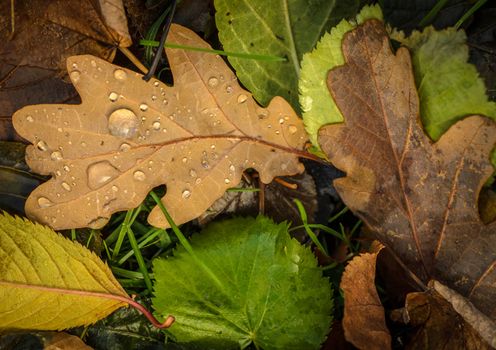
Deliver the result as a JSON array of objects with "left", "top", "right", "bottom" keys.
[
  {"left": 392, "top": 289, "right": 492, "bottom": 349},
  {"left": 13, "top": 24, "right": 307, "bottom": 230},
  {"left": 44, "top": 332, "right": 93, "bottom": 350},
  {"left": 319, "top": 19, "right": 496, "bottom": 324},
  {"left": 0, "top": 213, "right": 127, "bottom": 331},
  {"left": 0, "top": 0, "right": 130, "bottom": 141},
  {"left": 340, "top": 243, "right": 391, "bottom": 350}
]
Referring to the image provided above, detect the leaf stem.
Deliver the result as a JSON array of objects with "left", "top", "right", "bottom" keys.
[{"left": 0, "top": 280, "right": 174, "bottom": 329}]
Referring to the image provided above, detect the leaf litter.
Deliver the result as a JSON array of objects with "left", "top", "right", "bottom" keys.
[
  {"left": 13, "top": 24, "right": 308, "bottom": 230},
  {"left": 319, "top": 18, "right": 496, "bottom": 341}
]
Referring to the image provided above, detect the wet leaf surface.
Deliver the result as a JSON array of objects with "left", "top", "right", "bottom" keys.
[
  {"left": 13, "top": 24, "right": 308, "bottom": 230},
  {"left": 319, "top": 19, "right": 496, "bottom": 321}
]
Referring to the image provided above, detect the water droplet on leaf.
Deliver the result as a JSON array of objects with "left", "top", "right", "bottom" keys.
[
  {"left": 50, "top": 151, "right": 63, "bottom": 161},
  {"left": 182, "top": 189, "right": 191, "bottom": 199},
  {"left": 87, "top": 161, "right": 120, "bottom": 190},
  {"left": 288, "top": 125, "right": 298, "bottom": 134},
  {"left": 70, "top": 70, "right": 81, "bottom": 82},
  {"left": 152, "top": 121, "right": 161, "bottom": 130},
  {"left": 37, "top": 197, "right": 53, "bottom": 208},
  {"left": 108, "top": 109, "right": 139, "bottom": 138},
  {"left": 108, "top": 92, "right": 119, "bottom": 102},
  {"left": 237, "top": 94, "right": 247, "bottom": 103},
  {"left": 61, "top": 182, "right": 71, "bottom": 191},
  {"left": 133, "top": 170, "right": 146, "bottom": 181},
  {"left": 26, "top": 115, "right": 34, "bottom": 122},
  {"left": 139, "top": 103, "right": 148, "bottom": 112},
  {"left": 36, "top": 140, "right": 48, "bottom": 151},
  {"left": 113, "top": 69, "right": 127, "bottom": 80},
  {"left": 208, "top": 77, "right": 219, "bottom": 87}
]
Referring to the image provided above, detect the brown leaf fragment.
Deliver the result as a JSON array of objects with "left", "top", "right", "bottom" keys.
[
  {"left": 395, "top": 289, "right": 492, "bottom": 350},
  {"left": 340, "top": 243, "right": 391, "bottom": 350},
  {"left": 13, "top": 24, "right": 307, "bottom": 230},
  {"left": 319, "top": 19, "right": 496, "bottom": 321},
  {"left": 0, "top": 0, "right": 130, "bottom": 141},
  {"left": 44, "top": 332, "right": 93, "bottom": 350}
]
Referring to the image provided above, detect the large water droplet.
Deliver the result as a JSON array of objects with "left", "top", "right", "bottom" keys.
[
  {"left": 36, "top": 140, "right": 48, "bottom": 151},
  {"left": 288, "top": 125, "right": 298, "bottom": 134},
  {"left": 152, "top": 121, "right": 161, "bottom": 130},
  {"left": 61, "top": 182, "right": 71, "bottom": 191},
  {"left": 87, "top": 161, "right": 120, "bottom": 190},
  {"left": 208, "top": 77, "right": 219, "bottom": 87},
  {"left": 50, "top": 151, "right": 63, "bottom": 161},
  {"left": 108, "top": 92, "right": 119, "bottom": 102},
  {"left": 37, "top": 197, "right": 53, "bottom": 208},
  {"left": 139, "top": 103, "right": 149, "bottom": 112},
  {"left": 113, "top": 69, "right": 127, "bottom": 80},
  {"left": 108, "top": 109, "right": 139, "bottom": 139},
  {"left": 237, "top": 94, "right": 247, "bottom": 104},
  {"left": 70, "top": 70, "right": 81, "bottom": 82},
  {"left": 133, "top": 170, "right": 146, "bottom": 181},
  {"left": 182, "top": 189, "right": 191, "bottom": 199}
]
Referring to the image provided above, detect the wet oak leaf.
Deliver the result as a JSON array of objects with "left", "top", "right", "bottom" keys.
[
  {"left": 318, "top": 20, "right": 496, "bottom": 320},
  {"left": 13, "top": 24, "right": 307, "bottom": 230}
]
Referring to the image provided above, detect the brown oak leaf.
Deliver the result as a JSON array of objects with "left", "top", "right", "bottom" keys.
[
  {"left": 319, "top": 18, "right": 496, "bottom": 323},
  {"left": 13, "top": 24, "right": 307, "bottom": 230},
  {"left": 340, "top": 243, "right": 391, "bottom": 350}
]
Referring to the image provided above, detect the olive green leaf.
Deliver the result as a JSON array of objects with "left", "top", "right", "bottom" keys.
[{"left": 214, "top": 0, "right": 361, "bottom": 112}]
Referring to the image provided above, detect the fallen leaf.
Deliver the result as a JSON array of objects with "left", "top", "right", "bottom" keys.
[
  {"left": 153, "top": 216, "right": 333, "bottom": 349},
  {"left": 0, "top": 0, "right": 130, "bottom": 141},
  {"left": 340, "top": 243, "right": 391, "bottom": 350},
  {"left": 319, "top": 19, "right": 496, "bottom": 325},
  {"left": 44, "top": 332, "right": 93, "bottom": 350},
  {"left": 0, "top": 213, "right": 127, "bottom": 331},
  {"left": 13, "top": 24, "right": 307, "bottom": 230},
  {"left": 299, "top": 4, "right": 383, "bottom": 148},
  {"left": 215, "top": 0, "right": 361, "bottom": 111},
  {"left": 391, "top": 26, "right": 496, "bottom": 141},
  {"left": 392, "top": 289, "right": 492, "bottom": 349}
]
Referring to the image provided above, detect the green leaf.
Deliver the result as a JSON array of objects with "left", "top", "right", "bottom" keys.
[
  {"left": 152, "top": 216, "right": 332, "bottom": 349},
  {"left": 0, "top": 213, "right": 127, "bottom": 331},
  {"left": 391, "top": 26, "right": 496, "bottom": 141},
  {"left": 214, "top": 0, "right": 361, "bottom": 112},
  {"left": 298, "top": 5, "right": 383, "bottom": 148}
]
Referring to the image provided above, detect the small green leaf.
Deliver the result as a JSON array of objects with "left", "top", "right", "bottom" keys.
[
  {"left": 298, "top": 5, "right": 383, "bottom": 148},
  {"left": 214, "top": 0, "right": 361, "bottom": 112},
  {"left": 0, "top": 213, "right": 127, "bottom": 331},
  {"left": 152, "top": 216, "right": 332, "bottom": 349},
  {"left": 391, "top": 26, "right": 496, "bottom": 141}
]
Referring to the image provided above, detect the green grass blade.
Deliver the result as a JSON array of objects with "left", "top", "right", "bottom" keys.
[
  {"left": 126, "top": 227, "right": 153, "bottom": 292},
  {"left": 455, "top": 0, "right": 487, "bottom": 29},
  {"left": 139, "top": 40, "right": 286, "bottom": 61},
  {"left": 419, "top": 0, "right": 450, "bottom": 27}
]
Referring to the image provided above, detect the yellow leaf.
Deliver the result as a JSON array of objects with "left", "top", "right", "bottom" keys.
[{"left": 0, "top": 213, "right": 127, "bottom": 331}]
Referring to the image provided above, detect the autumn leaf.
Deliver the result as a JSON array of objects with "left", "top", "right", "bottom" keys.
[
  {"left": 0, "top": 212, "right": 127, "bottom": 331},
  {"left": 0, "top": 0, "right": 131, "bottom": 141},
  {"left": 340, "top": 243, "right": 391, "bottom": 350},
  {"left": 12, "top": 24, "right": 307, "bottom": 230},
  {"left": 318, "top": 19, "right": 496, "bottom": 324}
]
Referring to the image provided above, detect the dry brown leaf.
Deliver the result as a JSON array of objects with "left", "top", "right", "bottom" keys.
[
  {"left": 393, "top": 289, "right": 492, "bottom": 349},
  {"left": 340, "top": 243, "right": 391, "bottom": 350},
  {"left": 319, "top": 19, "right": 496, "bottom": 324},
  {"left": 0, "top": 0, "right": 130, "bottom": 141},
  {"left": 13, "top": 24, "right": 307, "bottom": 229},
  {"left": 43, "top": 332, "right": 93, "bottom": 350}
]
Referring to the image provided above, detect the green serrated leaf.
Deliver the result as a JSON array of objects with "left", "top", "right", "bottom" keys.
[
  {"left": 390, "top": 26, "right": 496, "bottom": 141},
  {"left": 0, "top": 213, "right": 127, "bottom": 331},
  {"left": 298, "top": 5, "right": 383, "bottom": 148},
  {"left": 214, "top": 0, "right": 361, "bottom": 112},
  {"left": 152, "top": 216, "right": 332, "bottom": 349}
]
